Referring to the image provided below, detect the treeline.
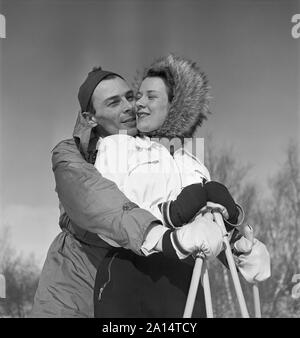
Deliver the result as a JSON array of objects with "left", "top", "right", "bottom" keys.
[{"left": 207, "top": 140, "right": 300, "bottom": 318}]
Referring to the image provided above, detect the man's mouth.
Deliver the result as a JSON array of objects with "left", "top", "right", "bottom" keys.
[
  {"left": 122, "top": 116, "right": 136, "bottom": 123},
  {"left": 121, "top": 116, "right": 137, "bottom": 128}
]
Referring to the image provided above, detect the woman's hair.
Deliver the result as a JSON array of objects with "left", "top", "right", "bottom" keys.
[
  {"left": 144, "top": 69, "right": 175, "bottom": 103},
  {"left": 139, "top": 54, "right": 211, "bottom": 139}
]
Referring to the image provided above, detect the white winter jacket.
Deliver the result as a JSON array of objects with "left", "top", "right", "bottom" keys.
[{"left": 94, "top": 134, "right": 270, "bottom": 283}]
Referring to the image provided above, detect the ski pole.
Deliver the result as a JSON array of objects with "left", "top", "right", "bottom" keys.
[
  {"left": 213, "top": 210, "right": 250, "bottom": 318},
  {"left": 183, "top": 252, "right": 214, "bottom": 318},
  {"left": 202, "top": 259, "right": 213, "bottom": 317},
  {"left": 183, "top": 255, "right": 204, "bottom": 318},
  {"left": 253, "top": 283, "right": 261, "bottom": 318},
  {"left": 0, "top": 274, "right": 5, "bottom": 299}
]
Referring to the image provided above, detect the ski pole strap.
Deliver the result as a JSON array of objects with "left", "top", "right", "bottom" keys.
[
  {"left": 200, "top": 203, "right": 245, "bottom": 230},
  {"left": 224, "top": 203, "right": 245, "bottom": 228}
]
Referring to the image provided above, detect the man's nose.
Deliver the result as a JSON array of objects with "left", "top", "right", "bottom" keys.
[{"left": 123, "top": 98, "right": 135, "bottom": 114}]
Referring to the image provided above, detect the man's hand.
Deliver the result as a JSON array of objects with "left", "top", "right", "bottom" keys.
[{"left": 162, "top": 213, "right": 224, "bottom": 260}]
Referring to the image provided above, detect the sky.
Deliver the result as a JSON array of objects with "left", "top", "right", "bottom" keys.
[{"left": 0, "top": 0, "right": 299, "bottom": 268}]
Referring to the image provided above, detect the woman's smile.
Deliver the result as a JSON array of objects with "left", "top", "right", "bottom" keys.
[{"left": 136, "top": 110, "right": 150, "bottom": 120}]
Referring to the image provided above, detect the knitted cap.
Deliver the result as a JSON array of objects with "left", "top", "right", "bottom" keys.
[{"left": 78, "top": 67, "right": 123, "bottom": 112}]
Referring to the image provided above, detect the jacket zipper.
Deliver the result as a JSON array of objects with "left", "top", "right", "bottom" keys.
[{"left": 98, "top": 252, "right": 118, "bottom": 301}]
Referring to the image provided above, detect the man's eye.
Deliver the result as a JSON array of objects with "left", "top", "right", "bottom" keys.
[
  {"left": 136, "top": 93, "right": 142, "bottom": 100},
  {"left": 148, "top": 95, "right": 156, "bottom": 100},
  {"left": 108, "top": 100, "right": 119, "bottom": 107},
  {"left": 127, "top": 95, "right": 134, "bottom": 102}
]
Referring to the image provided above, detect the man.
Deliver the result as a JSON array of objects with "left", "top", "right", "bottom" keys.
[{"left": 30, "top": 67, "right": 224, "bottom": 318}]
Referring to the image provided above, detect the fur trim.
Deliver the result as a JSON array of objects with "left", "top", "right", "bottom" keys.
[{"left": 139, "top": 54, "right": 211, "bottom": 139}]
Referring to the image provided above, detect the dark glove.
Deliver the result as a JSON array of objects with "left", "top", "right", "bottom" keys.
[
  {"left": 204, "top": 181, "right": 239, "bottom": 225},
  {"left": 158, "top": 183, "right": 207, "bottom": 228}
]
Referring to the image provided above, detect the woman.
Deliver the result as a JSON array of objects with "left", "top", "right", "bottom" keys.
[{"left": 93, "top": 54, "right": 270, "bottom": 317}]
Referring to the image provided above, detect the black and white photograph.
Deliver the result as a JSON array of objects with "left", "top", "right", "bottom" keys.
[{"left": 0, "top": 0, "right": 299, "bottom": 321}]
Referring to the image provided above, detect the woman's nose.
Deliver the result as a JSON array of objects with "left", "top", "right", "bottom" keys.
[{"left": 136, "top": 97, "right": 145, "bottom": 108}]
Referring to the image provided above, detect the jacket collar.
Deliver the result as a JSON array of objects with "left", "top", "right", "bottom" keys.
[{"left": 72, "top": 111, "right": 98, "bottom": 160}]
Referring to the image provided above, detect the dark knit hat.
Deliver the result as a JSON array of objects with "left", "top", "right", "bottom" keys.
[{"left": 78, "top": 67, "right": 123, "bottom": 112}]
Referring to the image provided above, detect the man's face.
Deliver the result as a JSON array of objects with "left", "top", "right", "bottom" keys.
[{"left": 91, "top": 77, "right": 137, "bottom": 136}]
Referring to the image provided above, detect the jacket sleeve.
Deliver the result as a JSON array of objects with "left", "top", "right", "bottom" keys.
[{"left": 51, "top": 139, "right": 160, "bottom": 254}]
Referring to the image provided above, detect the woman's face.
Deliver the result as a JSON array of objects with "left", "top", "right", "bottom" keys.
[{"left": 135, "top": 77, "right": 170, "bottom": 133}]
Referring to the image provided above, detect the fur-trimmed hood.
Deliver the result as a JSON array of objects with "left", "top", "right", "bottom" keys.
[{"left": 138, "top": 54, "right": 211, "bottom": 139}]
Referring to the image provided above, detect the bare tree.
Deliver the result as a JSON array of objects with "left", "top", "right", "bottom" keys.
[
  {"left": 0, "top": 226, "right": 40, "bottom": 317},
  {"left": 204, "top": 138, "right": 300, "bottom": 317},
  {"left": 204, "top": 137, "right": 257, "bottom": 317},
  {"left": 253, "top": 142, "right": 300, "bottom": 317}
]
